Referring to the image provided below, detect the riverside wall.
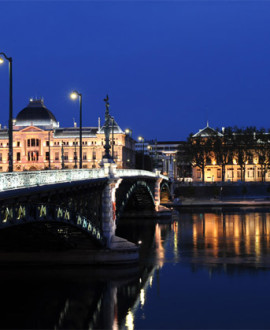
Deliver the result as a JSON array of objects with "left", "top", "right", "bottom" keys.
[{"left": 174, "top": 182, "right": 270, "bottom": 199}]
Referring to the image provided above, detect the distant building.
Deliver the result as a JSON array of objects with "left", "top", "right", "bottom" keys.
[
  {"left": 190, "top": 123, "right": 270, "bottom": 182},
  {"left": 136, "top": 140, "right": 188, "bottom": 179},
  {"left": 0, "top": 99, "right": 135, "bottom": 172}
]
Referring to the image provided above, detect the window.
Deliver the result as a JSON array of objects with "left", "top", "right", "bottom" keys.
[
  {"left": 197, "top": 170, "right": 201, "bottom": 179},
  {"left": 17, "top": 141, "right": 20, "bottom": 147},
  {"left": 64, "top": 152, "right": 68, "bottom": 160},
  {"left": 16, "top": 152, "right": 21, "bottom": 161},
  {"left": 55, "top": 152, "right": 59, "bottom": 161},
  {"left": 237, "top": 169, "right": 241, "bottom": 178},
  {"left": 217, "top": 169, "right": 221, "bottom": 178},
  {"left": 247, "top": 168, "right": 254, "bottom": 178},
  {"left": 83, "top": 152, "right": 87, "bottom": 160},
  {"left": 248, "top": 155, "right": 253, "bottom": 164},
  {"left": 46, "top": 141, "right": 49, "bottom": 146},
  {"left": 45, "top": 152, "right": 49, "bottom": 161},
  {"left": 28, "top": 139, "right": 39, "bottom": 147},
  {"left": 74, "top": 152, "right": 77, "bottom": 160},
  {"left": 227, "top": 168, "right": 234, "bottom": 179},
  {"left": 93, "top": 151, "right": 96, "bottom": 160},
  {"left": 258, "top": 169, "right": 262, "bottom": 178},
  {"left": 28, "top": 151, "right": 39, "bottom": 161},
  {"left": 206, "top": 157, "right": 211, "bottom": 165},
  {"left": 0, "top": 153, "right": 2, "bottom": 162}
]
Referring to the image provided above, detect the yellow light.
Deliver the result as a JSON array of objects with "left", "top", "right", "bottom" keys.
[
  {"left": 70, "top": 92, "right": 78, "bottom": 100},
  {"left": 125, "top": 128, "right": 130, "bottom": 134},
  {"left": 0, "top": 57, "right": 4, "bottom": 64},
  {"left": 138, "top": 136, "right": 144, "bottom": 142}
]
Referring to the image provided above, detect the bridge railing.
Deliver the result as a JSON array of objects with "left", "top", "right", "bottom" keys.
[
  {"left": 0, "top": 168, "right": 168, "bottom": 192},
  {"left": 116, "top": 169, "right": 168, "bottom": 180},
  {"left": 0, "top": 169, "right": 108, "bottom": 192}
]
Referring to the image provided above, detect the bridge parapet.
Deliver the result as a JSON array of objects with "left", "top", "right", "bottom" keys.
[
  {"left": 116, "top": 169, "right": 168, "bottom": 181},
  {"left": 0, "top": 168, "right": 168, "bottom": 192},
  {"left": 0, "top": 169, "right": 108, "bottom": 192}
]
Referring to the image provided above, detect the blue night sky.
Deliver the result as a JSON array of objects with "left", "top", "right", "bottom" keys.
[{"left": 1, "top": 1, "right": 270, "bottom": 141}]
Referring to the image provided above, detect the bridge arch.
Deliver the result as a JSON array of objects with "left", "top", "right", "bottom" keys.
[
  {"left": 160, "top": 181, "right": 171, "bottom": 203},
  {"left": 0, "top": 203, "right": 106, "bottom": 247},
  {"left": 115, "top": 180, "right": 156, "bottom": 219}
]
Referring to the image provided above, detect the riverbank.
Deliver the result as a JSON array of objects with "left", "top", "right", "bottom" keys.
[{"left": 165, "top": 197, "right": 270, "bottom": 208}]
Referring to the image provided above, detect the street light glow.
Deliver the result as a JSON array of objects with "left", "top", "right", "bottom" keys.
[
  {"left": 70, "top": 91, "right": 78, "bottom": 100},
  {"left": 138, "top": 136, "right": 144, "bottom": 142},
  {"left": 0, "top": 57, "right": 4, "bottom": 64}
]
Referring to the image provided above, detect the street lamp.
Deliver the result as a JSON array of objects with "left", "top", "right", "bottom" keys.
[
  {"left": 70, "top": 91, "right": 82, "bottom": 169},
  {"left": 125, "top": 128, "right": 133, "bottom": 137},
  {"left": 0, "top": 52, "right": 13, "bottom": 172},
  {"left": 74, "top": 138, "right": 78, "bottom": 169},
  {"left": 138, "top": 136, "right": 145, "bottom": 170}
]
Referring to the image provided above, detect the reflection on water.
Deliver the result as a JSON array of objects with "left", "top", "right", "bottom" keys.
[{"left": 2, "top": 209, "right": 270, "bottom": 329}]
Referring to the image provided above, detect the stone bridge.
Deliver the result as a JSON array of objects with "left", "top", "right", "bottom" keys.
[{"left": 0, "top": 167, "right": 169, "bottom": 254}]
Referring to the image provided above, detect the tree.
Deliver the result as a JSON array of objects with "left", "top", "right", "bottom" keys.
[
  {"left": 255, "top": 128, "right": 270, "bottom": 182},
  {"left": 188, "top": 135, "right": 213, "bottom": 183},
  {"left": 212, "top": 127, "right": 234, "bottom": 182}
]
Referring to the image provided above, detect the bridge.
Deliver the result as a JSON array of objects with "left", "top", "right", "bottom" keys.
[{"left": 0, "top": 165, "right": 169, "bottom": 262}]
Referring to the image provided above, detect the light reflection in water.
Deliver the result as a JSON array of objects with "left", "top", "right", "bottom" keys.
[
  {"left": 184, "top": 211, "right": 270, "bottom": 264},
  {"left": 155, "top": 224, "right": 165, "bottom": 268},
  {"left": 125, "top": 309, "right": 135, "bottom": 330},
  {"left": 140, "top": 288, "right": 145, "bottom": 307}
]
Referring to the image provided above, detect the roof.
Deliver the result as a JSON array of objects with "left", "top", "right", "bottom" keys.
[
  {"left": 97, "top": 118, "right": 124, "bottom": 134},
  {"left": 193, "top": 123, "right": 223, "bottom": 138},
  {"left": 53, "top": 127, "right": 99, "bottom": 138},
  {"left": 15, "top": 99, "right": 58, "bottom": 128}
]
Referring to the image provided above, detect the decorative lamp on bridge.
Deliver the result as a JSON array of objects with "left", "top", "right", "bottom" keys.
[
  {"left": 0, "top": 52, "right": 13, "bottom": 172},
  {"left": 70, "top": 90, "right": 83, "bottom": 169}
]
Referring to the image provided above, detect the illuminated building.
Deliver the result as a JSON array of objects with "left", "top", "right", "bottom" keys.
[
  {"left": 136, "top": 140, "right": 189, "bottom": 180},
  {"left": 190, "top": 123, "right": 270, "bottom": 182},
  {"left": 0, "top": 99, "right": 135, "bottom": 172}
]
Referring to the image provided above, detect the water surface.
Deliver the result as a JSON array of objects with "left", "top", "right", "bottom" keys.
[{"left": 1, "top": 209, "right": 270, "bottom": 329}]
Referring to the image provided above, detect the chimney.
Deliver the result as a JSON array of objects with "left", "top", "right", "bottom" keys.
[{"left": 98, "top": 117, "right": 101, "bottom": 130}]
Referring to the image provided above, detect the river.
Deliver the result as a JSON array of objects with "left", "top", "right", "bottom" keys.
[{"left": 1, "top": 208, "right": 270, "bottom": 329}]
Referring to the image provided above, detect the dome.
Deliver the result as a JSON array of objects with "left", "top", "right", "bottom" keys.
[{"left": 15, "top": 99, "right": 58, "bottom": 128}]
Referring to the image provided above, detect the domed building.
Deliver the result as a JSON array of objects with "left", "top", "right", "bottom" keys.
[
  {"left": 0, "top": 98, "right": 135, "bottom": 172},
  {"left": 15, "top": 99, "right": 59, "bottom": 128}
]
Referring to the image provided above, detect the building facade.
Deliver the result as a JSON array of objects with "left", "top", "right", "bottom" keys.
[
  {"left": 191, "top": 124, "right": 270, "bottom": 183},
  {"left": 0, "top": 99, "right": 135, "bottom": 172},
  {"left": 136, "top": 140, "right": 188, "bottom": 179}
]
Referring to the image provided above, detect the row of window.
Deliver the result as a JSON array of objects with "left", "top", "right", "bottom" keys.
[
  {"left": 0, "top": 150, "right": 120, "bottom": 162},
  {"left": 197, "top": 168, "right": 270, "bottom": 179}
]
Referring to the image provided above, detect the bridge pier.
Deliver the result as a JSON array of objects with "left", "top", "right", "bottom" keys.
[
  {"left": 101, "top": 177, "right": 122, "bottom": 247},
  {"left": 154, "top": 174, "right": 163, "bottom": 211}
]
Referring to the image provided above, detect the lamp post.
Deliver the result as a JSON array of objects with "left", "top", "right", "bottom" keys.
[
  {"left": 138, "top": 136, "right": 145, "bottom": 170},
  {"left": 74, "top": 138, "right": 78, "bottom": 169},
  {"left": 48, "top": 131, "right": 51, "bottom": 170},
  {"left": 61, "top": 141, "right": 64, "bottom": 170},
  {"left": 103, "top": 95, "right": 113, "bottom": 161},
  {"left": 110, "top": 116, "right": 115, "bottom": 160},
  {"left": 125, "top": 128, "right": 132, "bottom": 137},
  {"left": 0, "top": 52, "right": 13, "bottom": 172},
  {"left": 70, "top": 91, "right": 82, "bottom": 169}
]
